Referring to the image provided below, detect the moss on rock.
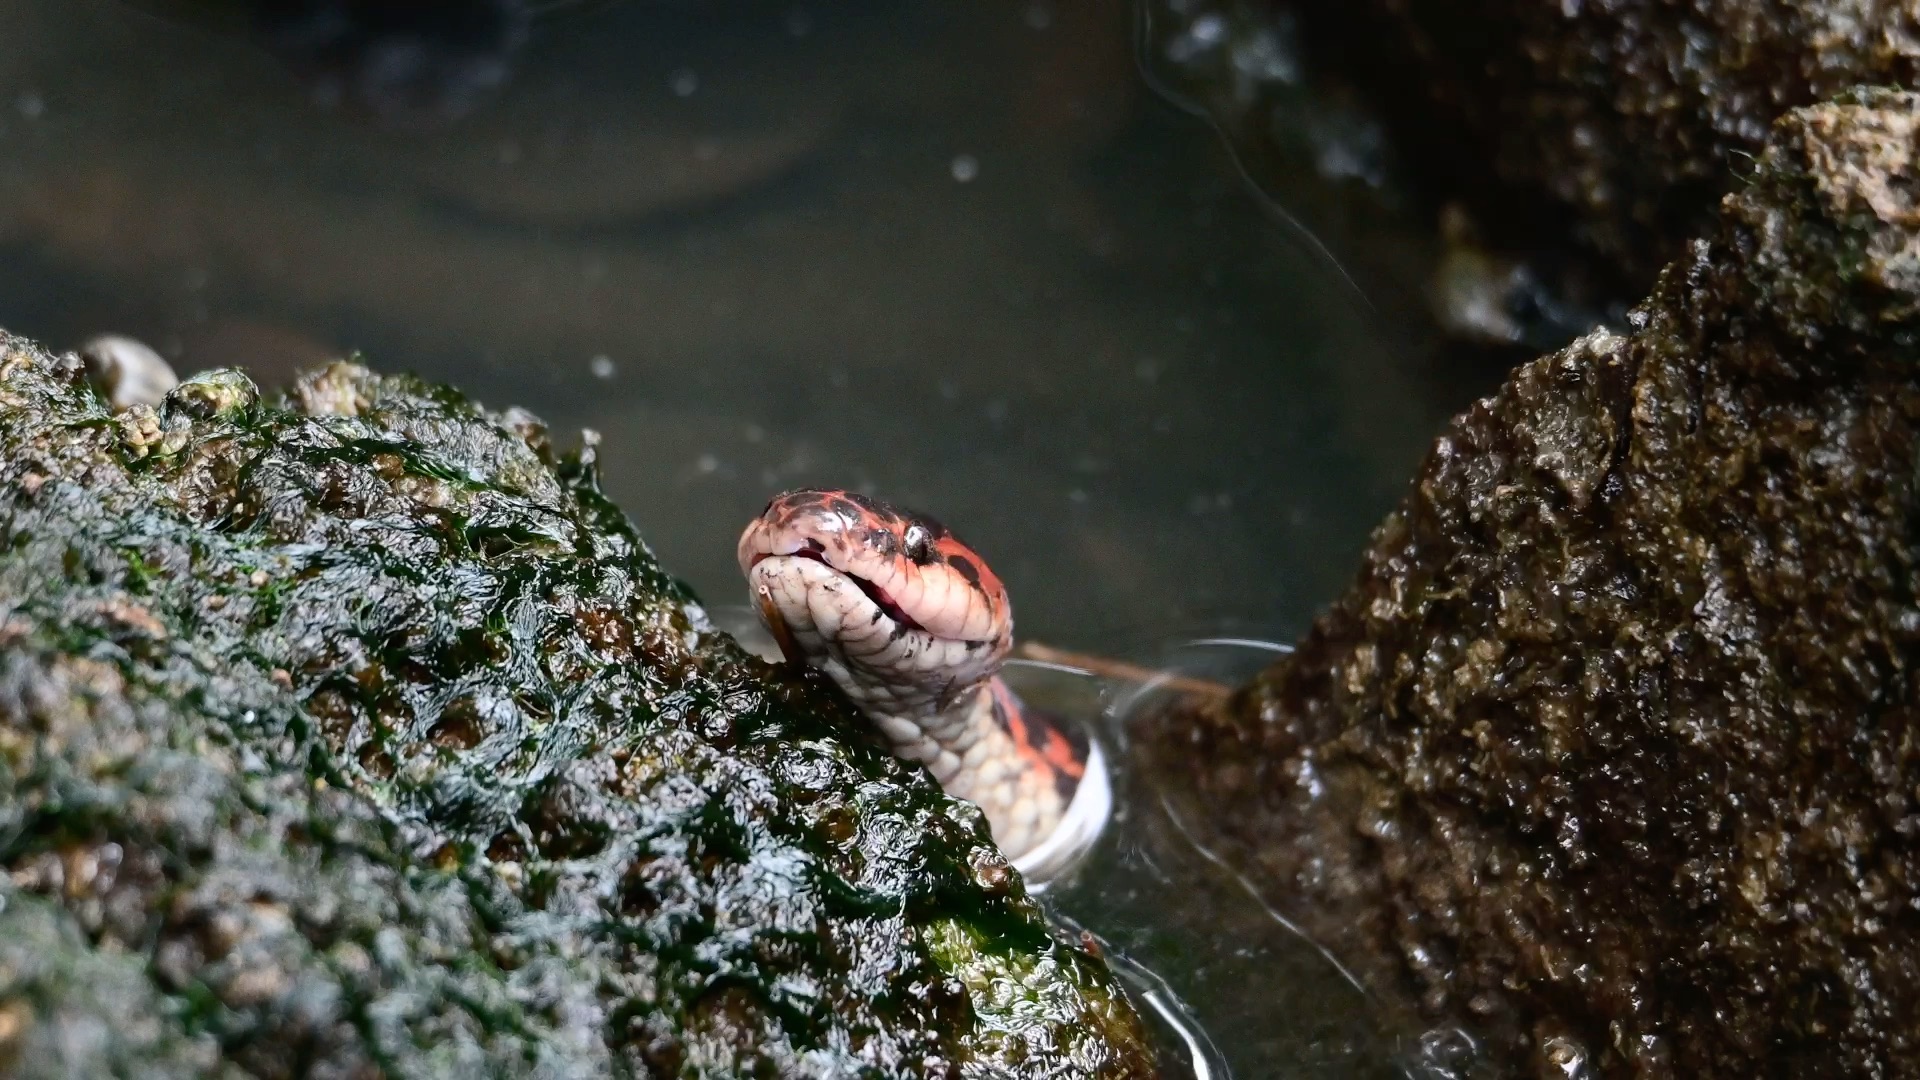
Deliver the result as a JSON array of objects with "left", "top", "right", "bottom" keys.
[
  {"left": 1142, "top": 89, "right": 1920, "bottom": 1076},
  {"left": 0, "top": 337, "right": 1156, "bottom": 1076}
]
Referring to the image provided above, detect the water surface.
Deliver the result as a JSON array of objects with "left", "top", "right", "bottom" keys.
[{"left": 0, "top": 2, "right": 1483, "bottom": 1072}]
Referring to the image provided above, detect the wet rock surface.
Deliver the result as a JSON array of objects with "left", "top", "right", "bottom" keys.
[
  {"left": 0, "top": 338, "right": 1155, "bottom": 1076},
  {"left": 1288, "top": 0, "right": 1920, "bottom": 284},
  {"left": 1142, "top": 90, "right": 1920, "bottom": 1076}
]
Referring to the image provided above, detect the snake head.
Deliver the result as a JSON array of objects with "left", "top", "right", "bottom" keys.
[{"left": 737, "top": 488, "right": 1013, "bottom": 714}]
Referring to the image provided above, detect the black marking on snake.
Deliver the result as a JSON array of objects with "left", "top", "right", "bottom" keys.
[
  {"left": 946, "top": 553, "right": 982, "bottom": 589},
  {"left": 826, "top": 496, "right": 862, "bottom": 521},
  {"left": 865, "top": 527, "right": 898, "bottom": 556},
  {"left": 903, "top": 509, "right": 950, "bottom": 539},
  {"left": 839, "top": 490, "right": 902, "bottom": 523}
]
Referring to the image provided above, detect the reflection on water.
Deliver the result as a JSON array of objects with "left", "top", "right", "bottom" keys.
[
  {"left": 0, "top": 0, "right": 1459, "bottom": 656},
  {"left": 1007, "top": 642, "right": 1490, "bottom": 1080},
  {"left": 0, "top": 2, "right": 1477, "bottom": 1073},
  {"left": 722, "top": 605, "right": 1488, "bottom": 1078}
]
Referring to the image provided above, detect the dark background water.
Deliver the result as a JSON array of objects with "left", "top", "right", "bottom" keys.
[{"left": 0, "top": 0, "right": 1477, "bottom": 657}]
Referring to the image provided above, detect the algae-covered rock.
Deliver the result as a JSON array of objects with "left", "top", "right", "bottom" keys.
[
  {"left": 1142, "top": 90, "right": 1920, "bottom": 1076},
  {"left": 0, "top": 339, "right": 1155, "bottom": 1076},
  {"left": 1287, "top": 0, "right": 1920, "bottom": 283}
]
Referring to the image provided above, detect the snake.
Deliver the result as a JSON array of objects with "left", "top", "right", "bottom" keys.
[{"left": 738, "top": 488, "right": 1109, "bottom": 879}]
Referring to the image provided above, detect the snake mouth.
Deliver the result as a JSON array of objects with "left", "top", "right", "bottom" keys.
[{"left": 752, "top": 546, "right": 927, "bottom": 634}]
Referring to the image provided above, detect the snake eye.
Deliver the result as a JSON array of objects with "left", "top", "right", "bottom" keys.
[{"left": 903, "top": 524, "right": 934, "bottom": 564}]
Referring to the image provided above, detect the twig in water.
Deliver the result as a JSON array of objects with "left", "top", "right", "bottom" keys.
[{"left": 1013, "top": 641, "right": 1233, "bottom": 699}]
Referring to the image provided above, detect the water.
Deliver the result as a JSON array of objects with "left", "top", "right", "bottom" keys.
[
  {"left": 722, "top": 613, "right": 1492, "bottom": 1077},
  {"left": 1002, "top": 643, "right": 1490, "bottom": 1079},
  {"left": 0, "top": 1, "right": 1492, "bottom": 1072}
]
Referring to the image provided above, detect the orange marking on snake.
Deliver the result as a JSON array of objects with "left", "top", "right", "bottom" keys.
[{"left": 991, "top": 679, "right": 1084, "bottom": 783}]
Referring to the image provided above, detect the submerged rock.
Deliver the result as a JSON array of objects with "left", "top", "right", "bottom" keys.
[
  {"left": 0, "top": 341, "right": 1156, "bottom": 1076},
  {"left": 1143, "top": 90, "right": 1920, "bottom": 1076}
]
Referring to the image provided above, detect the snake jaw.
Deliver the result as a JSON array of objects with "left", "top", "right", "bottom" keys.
[
  {"left": 744, "top": 554, "right": 1007, "bottom": 716},
  {"left": 755, "top": 545, "right": 927, "bottom": 634}
]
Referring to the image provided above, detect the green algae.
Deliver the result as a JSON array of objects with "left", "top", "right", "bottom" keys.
[{"left": 0, "top": 338, "right": 1156, "bottom": 1077}]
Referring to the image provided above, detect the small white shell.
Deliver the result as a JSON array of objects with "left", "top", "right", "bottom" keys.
[{"left": 79, "top": 334, "right": 178, "bottom": 411}]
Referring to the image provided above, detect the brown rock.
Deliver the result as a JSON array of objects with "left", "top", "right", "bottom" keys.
[
  {"left": 1293, "top": 0, "right": 1920, "bottom": 283},
  {"left": 1143, "top": 89, "right": 1920, "bottom": 1076}
]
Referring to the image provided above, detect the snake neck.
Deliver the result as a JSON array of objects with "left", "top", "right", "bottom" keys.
[{"left": 863, "top": 676, "right": 1083, "bottom": 862}]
